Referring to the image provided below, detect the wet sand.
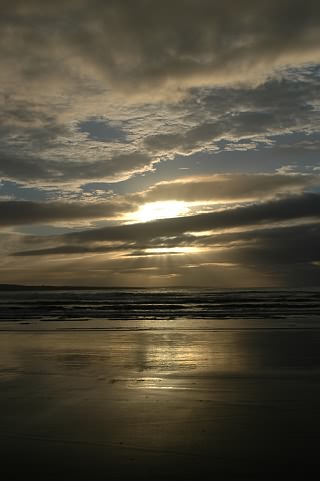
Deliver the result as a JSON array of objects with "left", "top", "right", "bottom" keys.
[{"left": 1, "top": 323, "right": 320, "bottom": 479}]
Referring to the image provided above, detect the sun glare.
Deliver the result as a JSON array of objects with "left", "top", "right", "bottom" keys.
[
  {"left": 133, "top": 201, "right": 189, "bottom": 223},
  {"left": 145, "top": 246, "right": 200, "bottom": 254}
]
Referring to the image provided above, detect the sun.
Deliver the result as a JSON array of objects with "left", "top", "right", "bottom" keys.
[{"left": 133, "top": 201, "right": 189, "bottom": 223}]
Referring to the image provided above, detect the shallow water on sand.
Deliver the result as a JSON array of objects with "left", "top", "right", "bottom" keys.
[{"left": 1, "top": 324, "right": 320, "bottom": 479}]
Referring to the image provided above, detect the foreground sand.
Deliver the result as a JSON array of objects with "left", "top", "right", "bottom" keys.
[{"left": 1, "top": 321, "right": 320, "bottom": 479}]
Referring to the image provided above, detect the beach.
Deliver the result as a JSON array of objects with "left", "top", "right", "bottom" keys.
[
  {"left": 1, "top": 319, "right": 320, "bottom": 479},
  {"left": 2, "top": 1, "right": 320, "bottom": 478}
]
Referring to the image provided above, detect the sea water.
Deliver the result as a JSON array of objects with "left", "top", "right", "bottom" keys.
[{"left": 0, "top": 287, "right": 319, "bottom": 324}]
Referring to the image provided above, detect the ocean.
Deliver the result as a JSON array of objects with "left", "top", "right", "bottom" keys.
[{"left": 1, "top": 287, "right": 319, "bottom": 324}]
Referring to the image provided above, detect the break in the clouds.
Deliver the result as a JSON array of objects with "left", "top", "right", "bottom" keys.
[{"left": 1, "top": 1, "right": 320, "bottom": 287}]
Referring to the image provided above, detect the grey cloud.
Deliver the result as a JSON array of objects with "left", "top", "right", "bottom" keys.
[
  {"left": 9, "top": 194, "right": 320, "bottom": 287},
  {"left": 0, "top": 199, "right": 136, "bottom": 226},
  {"left": 0, "top": 95, "right": 155, "bottom": 185},
  {"left": 212, "top": 223, "right": 320, "bottom": 286},
  {"left": 12, "top": 244, "right": 131, "bottom": 257},
  {"left": 145, "top": 114, "right": 276, "bottom": 153},
  {"left": 2, "top": 1, "right": 320, "bottom": 94},
  {"left": 0, "top": 151, "right": 152, "bottom": 184},
  {"left": 146, "top": 223, "right": 320, "bottom": 286},
  {"left": 1, "top": 63, "right": 320, "bottom": 189},
  {"left": 199, "top": 71, "right": 320, "bottom": 118},
  {"left": 11, "top": 217, "right": 320, "bottom": 287},
  {"left": 66, "top": 192, "right": 320, "bottom": 244},
  {"left": 13, "top": 193, "right": 320, "bottom": 252},
  {"left": 232, "top": 223, "right": 320, "bottom": 265},
  {"left": 176, "top": 222, "right": 320, "bottom": 265},
  {"left": 138, "top": 174, "right": 318, "bottom": 203},
  {"left": 144, "top": 72, "right": 320, "bottom": 154},
  {"left": 14, "top": 221, "right": 320, "bottom": 264},
  {"left": 1, "top": 99, "right": 56, "bottom": 126}
]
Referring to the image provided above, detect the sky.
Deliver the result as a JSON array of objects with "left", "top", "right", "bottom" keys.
[{"left": 0, "top": 0, "right": 320, "bottom": 287}]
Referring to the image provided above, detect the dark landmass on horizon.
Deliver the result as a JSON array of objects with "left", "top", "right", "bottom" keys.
[{"left": 0, "top": 283, "right": 201, "bottom": 291}]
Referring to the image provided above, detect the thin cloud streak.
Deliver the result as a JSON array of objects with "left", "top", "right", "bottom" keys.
[
  {"left": 137, "top": 174, "right": 319, "bottom": 203},
  {"left": 0, "top": 200, "right": 136, "bottom": 226}
]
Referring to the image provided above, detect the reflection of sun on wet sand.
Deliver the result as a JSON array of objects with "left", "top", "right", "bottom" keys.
[{"left": 1, "top": 323, "right": 320, "bottom": 479}]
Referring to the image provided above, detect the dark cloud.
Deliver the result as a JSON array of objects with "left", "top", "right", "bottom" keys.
[
  {"left": 0, "top": 152, "right": 152, "bottom": 184},
  {"left": 230, "top": 223, "right": 320, "bottom": 265},
  {"left": 144, "top": 73, "right": 320, "bottom": 155},
  {"left": 2, "top": 1, "right": 320, "bottom": 94},
  {"left": 13, "top": 193, "right": 320, "bottom": 250},
  {"left": 12, "top": 244, "right": 130, "bottom": 257},
  {"left": 63, "top": 192, "right": 320, "bottom": 244},
  {"left": 0, "top": 199, "right": 136, "bottom": 226},
  {"left": 7, "top": 193, "right": 320, "bottom": 287},
  {"left": 128, "top": 222, "right": 320, "bottom": 287},
  {"left": 207, "top": 223, "right": 320, "bottom": 286},
  {"left": 11, "top": 219, "right": 320, "bottom": 287}
]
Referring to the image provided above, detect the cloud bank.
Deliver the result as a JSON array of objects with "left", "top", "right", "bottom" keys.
[{"left": 2, "top": 0, "right": 320, "bottom": 95}]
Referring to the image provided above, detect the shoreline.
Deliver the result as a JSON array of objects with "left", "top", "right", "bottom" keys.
[{"left": 0, "top": 316, "right": 319, "bottom": 331}]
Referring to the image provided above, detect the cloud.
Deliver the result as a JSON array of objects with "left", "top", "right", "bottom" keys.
[
  {"left": 0, "top": 93, "right": 156, "bottom": 186},
  {"left": 230, "top": 223, "right": 320, "bottom": 265},
  {"left": 137, "top": 174, "right": 318, "bottom": 203},
  {"left": 5, "top": 193, "right": 320, "bottom": 287},
  {"left": 0, "top": 151, "right": 153, "bottom": 185},
  {"left": 12, "top": 244, "right": 130, "bottom": 257},
  {"left": 1, "top": 1, "right": 320, "bottom": 287},
  {"left": 1, "top": 61, "right": 320, "bottom": 190},
  {"left": 13, "top": 192, "right": 320, "bottom": 253},
  {"left": 10, "top": 220, "right": 320, "bottom": 288},
  {"left": 2, "top": 1, "right": 320, "bottom": 96},
  {"left": 144, "top": 72, "right": 320, "bottom": 155},
  {"left": 0, "top": 199, "right": 136, "bottom": 226},
  {"left": 4, "top": 172, "right": 315, "bottom": 228},
  {"left": 66, "top": 192, "right": 320, "bottom": 243}
]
